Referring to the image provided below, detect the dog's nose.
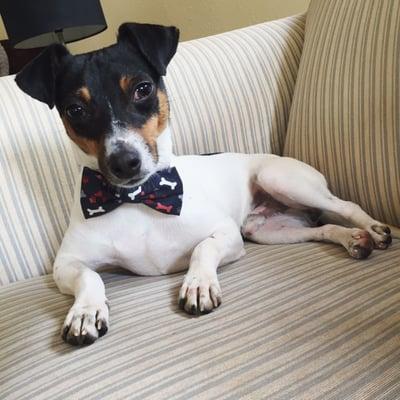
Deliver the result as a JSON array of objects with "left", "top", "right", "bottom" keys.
[{"left": 109, "top": 150, "right": 142, "bottom": 179}]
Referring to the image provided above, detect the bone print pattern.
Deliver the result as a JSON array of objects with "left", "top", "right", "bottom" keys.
[
  {"left": 127, "top": 186, "right": 142, "bottom": 200},
  {"left": 87, "top": 206, "right": 106, "bottom": 216},
  {"left": 159, "top": 177, "right": 177, "bottom": 190},
  {"left": 80, "top": 167, "right": 183, "bottom": 219},
  {"left": 155, "top": 203, "right": 173, "bottom": 213}
]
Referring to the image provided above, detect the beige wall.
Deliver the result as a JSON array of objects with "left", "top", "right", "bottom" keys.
[{"left": 0, "top": 0, "right": 310, "bottom": 54}]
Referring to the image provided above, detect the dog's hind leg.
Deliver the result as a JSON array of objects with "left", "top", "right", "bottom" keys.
[
  {"left": 256, "top": 157, "right": 392, "bottom": 250},
  {"left": 242, "top": 214, "right": 374, "bottom": 259}
]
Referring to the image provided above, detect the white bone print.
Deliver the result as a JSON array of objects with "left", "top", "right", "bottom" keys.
[
  {"left": 159, "top": 177, "right": 177, "bottom": 190},
  {"left": 87, "top": 206, "right": 106, "bottom": 216},
  {"left": 128, "top": 186, "right": 142, "bottom": 200}
]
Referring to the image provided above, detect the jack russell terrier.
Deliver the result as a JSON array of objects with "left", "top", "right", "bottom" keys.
[{"left": 16, "top": 23, "right": 392, "bottom": 345}]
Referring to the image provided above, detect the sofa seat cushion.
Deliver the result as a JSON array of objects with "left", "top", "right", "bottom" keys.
[
  {"left": 284, "top": 0, "right": 400, "bottom": 226},
  {"left": 1, "top": 241, "right": 400, "bottom": 400}
]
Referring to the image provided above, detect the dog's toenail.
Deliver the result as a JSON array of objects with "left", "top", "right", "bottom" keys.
[
  {"left": 98, "top": 325, "right": 108, "bottom": 337},
  {"left": 385, "top": 236, "right": 392, "bottom": 245},
  {"left": 178, "top": 298, "right": 186, "bottom": 309}
]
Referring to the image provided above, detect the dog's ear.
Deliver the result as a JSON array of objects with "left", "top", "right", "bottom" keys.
[
  {"left": 15, "top": 44, "right": 70, "bottom": 109},
  {"left": 118, "top": 22, "right": 179, "bottom": 76}
]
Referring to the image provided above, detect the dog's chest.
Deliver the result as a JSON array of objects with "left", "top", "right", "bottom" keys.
[
  {"left": 71, "top": 154, "right": 254, "bottom": 275},
  {"left": 109, "top": 202, "right": 221, "bottom": 275}
]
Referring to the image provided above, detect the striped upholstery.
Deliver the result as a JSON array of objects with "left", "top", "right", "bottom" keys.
[
  {"left": 0, "top": 44, "right": 9, "bottom": 76},
  {"left": 284, "top": 0, "right": 400, "bottom": 227},
  {"left": 166, "top": 14, "right": 305, "bottom": 156},
  {"left": 2, "top": 13, "right": 400, "bottom": 400},
  {"left": 0, "top": 75, "right": 78, "bottom": 286},
  {"left": 1, "top": 241, "right": 400, "bottom": 400},
  {"left": 0, "top": 15, "right": 305, "bottom": 285}
]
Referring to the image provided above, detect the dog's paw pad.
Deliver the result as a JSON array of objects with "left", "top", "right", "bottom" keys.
[
  {"left": 371, "top": 225, "right": 392, "bottom": 250},
  {"left": 178, "top": 273, "right": 222, "bottom": 315},
  {"left": 61, "top": 302, "right": 109, "bottom": 346},
  {"left": 348, "top": 230, "right": 374, "bottom": 259}
]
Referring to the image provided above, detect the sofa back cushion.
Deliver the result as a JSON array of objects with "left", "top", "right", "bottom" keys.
[
  {"left": 166, "top": 15, "right": 305, "bottom": 156},
  {"left": 0, "top": 76, "right": 78, "bottom": 285},
  {"left": 284, "top": 0, "right": 400, "bottom": 226}
]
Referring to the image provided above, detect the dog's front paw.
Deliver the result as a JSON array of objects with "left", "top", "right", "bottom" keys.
[
  {"left": 62, "top": 301, "right": 109, "bottom": 346},
  {"left": 178, "top": 271, "right": 222, "bottom": 315}
]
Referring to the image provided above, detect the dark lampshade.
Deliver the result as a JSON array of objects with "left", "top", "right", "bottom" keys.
[{"left": 0, "top": 0, "right": 107, "bottom": 49}]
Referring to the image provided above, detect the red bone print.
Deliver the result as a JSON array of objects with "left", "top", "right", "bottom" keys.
[
  {"left": 94, "top": 190, "right": 107, "bottom": 202},
  {"left": 155, "top": 203, "right": 173, "bottom": 213}
]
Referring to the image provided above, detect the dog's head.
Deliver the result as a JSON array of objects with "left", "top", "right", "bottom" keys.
[{"left": 16, "top": 23, "right": 179, "bottom": 187}]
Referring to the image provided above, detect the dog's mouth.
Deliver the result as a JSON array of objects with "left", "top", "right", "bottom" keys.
[
  {"left": 99, "top": 130, "right": 160, "bottom": 188},
  {"left": 100, "top": 158, "right": 159, "bottom": 188},
  {"left": 102, "top": 169, "right": 151, "bottom": 188}
]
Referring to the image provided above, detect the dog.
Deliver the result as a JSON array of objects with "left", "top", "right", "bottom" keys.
[{"left": 15, "top": 22, "right": 392, "bottom": 346}]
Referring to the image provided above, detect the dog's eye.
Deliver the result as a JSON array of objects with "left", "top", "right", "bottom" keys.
[
  {"left": 133, "top": 82, "right": 153, "bottom": 102},
  {"left": 66, "top": 104, "right": 87, "bottom": 119}
]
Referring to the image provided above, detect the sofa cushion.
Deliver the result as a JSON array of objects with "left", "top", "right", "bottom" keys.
[
  {"left": 284, "top": 0, "right": 400, "bottom": 226},
  {"left": 0, "top": 75, "right": 78, "bottom": 286},
  {"left": 1, "top": 241, "right": 400, "bottom": 400}
]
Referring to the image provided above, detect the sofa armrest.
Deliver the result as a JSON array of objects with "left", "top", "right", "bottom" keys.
[{"left": 165, "top": 14, "right": 306, "bottom": 156}]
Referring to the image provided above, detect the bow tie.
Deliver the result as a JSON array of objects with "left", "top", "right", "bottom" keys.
[{"left": 80, "top": 166, "right": 183, "bottom": 219}]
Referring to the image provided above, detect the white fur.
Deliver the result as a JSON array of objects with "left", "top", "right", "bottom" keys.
[
  {"left": 104, "top": 122, "right": 156, "bottom": 185},
  {"left": 56, "top": 125, "right": 389, "bottom": 343}
]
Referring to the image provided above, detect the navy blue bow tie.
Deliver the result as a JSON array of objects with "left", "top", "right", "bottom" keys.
[{"left": 80, "top": 167, "right": 183, "bottom": 219}]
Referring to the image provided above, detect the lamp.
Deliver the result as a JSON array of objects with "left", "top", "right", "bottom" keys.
[{"left": 0, "top": 0, "right": 107, "bottom": 49}]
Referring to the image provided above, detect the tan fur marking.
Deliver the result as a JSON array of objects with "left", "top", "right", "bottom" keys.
[
  {"left": 137, "top": 116, "right": 159, "bottom": 160},
  {"left": 78, "top": 87, "right": 91, "bottom": 102},
  {"left": 157, "top": 90, "right": 169, "bottom": 133},
  {"left": 120, "top": 76, "right": 132, "bottom": 93},
  {"left": 62, "top": 117, "right": 100, "bottom": 156},
  {"left": 134, "top": 90, "right": 170, "bottom": 161}
]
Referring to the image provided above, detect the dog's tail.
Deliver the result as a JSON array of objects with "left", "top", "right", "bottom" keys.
[{"left": 388, "top": 224, "right": 400, "bottom": 239}]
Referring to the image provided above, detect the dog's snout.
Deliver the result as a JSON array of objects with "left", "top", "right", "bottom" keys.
[{"left": 109, "top": 149, "right": 142, "bottom": 179}]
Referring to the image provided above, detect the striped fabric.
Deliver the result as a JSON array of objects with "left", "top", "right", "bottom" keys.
[
  {"left": 0, "top": 15, "right": 305, "bottom": 285},
  {"left": 284, "top": 0, "right": 400, "bottom": 227},
  {"left": 166, "top": 14, "right": 305, "bottom": 156},
  {"left": 0, "top": 75, "right": 78, "bottom": 286},
  {"left": 0, "top": 44, "right": 9, "bottom": 76},
  {"left": 1, "top": 241, "right": 400, "bottom": 400}
]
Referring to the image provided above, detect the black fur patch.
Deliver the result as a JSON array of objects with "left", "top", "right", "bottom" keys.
[{"left": 15, "top": 23, "right": 180, "bottom": 144}]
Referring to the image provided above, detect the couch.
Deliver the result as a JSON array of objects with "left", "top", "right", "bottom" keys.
[{"left": 1, "top": 8, "right": 399, "bottom": 400}]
